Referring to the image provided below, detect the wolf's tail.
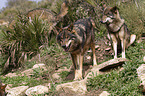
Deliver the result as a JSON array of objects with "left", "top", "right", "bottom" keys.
[{"left": 127, "top": 34, "right": 136, "bottom": 48}]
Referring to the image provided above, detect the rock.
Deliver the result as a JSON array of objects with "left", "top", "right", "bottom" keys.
[
  {"left": 56, "top": 67, "right": 70, "bottom": 72},
  {"left": 97, "top": 58, "right": 129, "bottom": 71},
  {"left": 56, "top": 80, "right": 87, "bottom": 95},
  {"left": 25, "top": 85, "right": 49, "bottom": 96},
  {"left": 32, "top": 64, "right": 46, "bottom": 69},
  {"left": 137, "top": 64, "right": 145, "bottom": 92},
  {"left": 5, "top": 73, "right": 18, "bottom": 77},
  {"left": 84, "top": 66, "right": 99, "bottom": 81},
  {"left": 21, "top": 63, "right": 47, "bottom": 76},
  {"left": 85, "top": 58, "right": 128, "bottom": 81},
  {"left": 86, "top": 56, "right": 91, "bottom": 60},
  {"left": 105, "top": 47, "right": 111, "bottom": 51},
  {"left": 99, "top": 91, "right": 110, "bottom": 96},
  {"left": 52, "top": 73, "right": 61, "bottom": 79},
  {"left": 87, "top": 50, "right": 92, "bottom": 53},
  {"left": 21, "top": 69, "right": 34, "bottom": 76},
  {"left": 5, "top": 63, "right": 48, "bottom": 77},
  {"left": 55, "top": 58, "right": 128, "bottom": 95},
  {"left": 95, "top": 45, "right": 100, "bottom": 49},
  {"left": 7, "top": 86, "right": 29, "bottom": 96}
]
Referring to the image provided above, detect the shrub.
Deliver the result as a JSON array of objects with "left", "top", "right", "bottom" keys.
[{"left": 0, "top": 13, "right": 53, "bottom": 72}]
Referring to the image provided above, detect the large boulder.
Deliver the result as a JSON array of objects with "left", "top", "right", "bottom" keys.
[
  {"left": 25, "top": 85, "right": 49, "bottom": 96},
  {"left": 85, "top": 58, "right": 128, "bottom": 80},
  {"left": 137, "top": 64, "right": 145, "bottom": 92},
  {"left": 56, "top": 80, "right": 87, "bottom": 95},
  {"left": 7, "top": 86, "right": 29, "bottom": 96}
]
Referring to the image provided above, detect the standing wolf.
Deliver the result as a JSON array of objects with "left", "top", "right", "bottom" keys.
[
  {"left": 57, "top": 18, "right": 97, "bottom": 80},
  {"left": 100, "top": 6, "right": 136, "bottom": 59}
]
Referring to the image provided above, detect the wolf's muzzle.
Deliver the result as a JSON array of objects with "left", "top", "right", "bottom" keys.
[
  {"left": 62, "top": 45, "right": 67, "bottom": 49},
  {"left": 100, "top": 21, "right": 104, "bottom": 23}
]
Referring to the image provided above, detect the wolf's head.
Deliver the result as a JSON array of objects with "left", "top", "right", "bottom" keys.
[
  {"left": 57, "top": 28, "right": 78, "bottom": 52},
  {"left": 100, "top": 6, "right": 119, "bottom": 24},
  {"left": 0, "top": 82, "right": 7, "bottom": 96}
]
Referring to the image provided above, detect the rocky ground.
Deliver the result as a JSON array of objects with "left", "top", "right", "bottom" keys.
[{"left": 1, "top": 34, "right": 145, "bottom": 96}]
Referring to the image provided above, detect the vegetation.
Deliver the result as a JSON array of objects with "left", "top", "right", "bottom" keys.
[
  {"left": 87, "top": 42, "right": 145, "bottom": 95},
  {"left": 0, "top": 14, "right": 52, "bottom": 72},
  {"left": 0, "top": 0, "right": 144, "bottom": 95}
]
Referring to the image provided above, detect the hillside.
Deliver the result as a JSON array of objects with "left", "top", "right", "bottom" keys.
[{"left": 0, "top": 0, "right": 145, "bottom": 95}]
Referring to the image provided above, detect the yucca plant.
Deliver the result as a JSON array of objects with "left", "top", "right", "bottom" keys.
[{"left": 0, "top": 13, "right": 53, "bottom": 72}]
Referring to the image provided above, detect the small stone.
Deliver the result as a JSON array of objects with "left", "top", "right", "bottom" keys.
[
  {"left": 95, "top": 45, "right": 100, "bottom": 49},
  {"left": 105, "top": 47, "right": 111, "bottom": 51},
  {"left": 87, "top": 50, "right": 92, "bottom": 53},
  {"left": 143, "top": 56, "right": 145, "bottom": 62},
  {"left": 5, "top": 73, "right": 18, "bottom": 77},
  {"left": 52, "top": 73, "right": 61, "bottom": 79},
  {"left": 86, "top": 56, "right": 91, "bottom": 60},
  {"left": 99, "top": 91, "right": 110, "bottom": 96},
  {"left": 32, "top": 64, "right": 46, "bottom": 69},
  {"left": 25, "top": 85, "right": 49, "bottom": 96}
]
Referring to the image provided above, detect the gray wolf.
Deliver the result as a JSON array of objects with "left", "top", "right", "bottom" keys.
[
  {"left": 57, "top": 18, "right": 97, "bottom": 80},
  {"left": 0, "top": 80, "right": 7, "bottom": 96},
  {"left": 27, "top": 1, "right": 68, "bottom": 33},
  {"left": 27, "top": 1, "right": 68, "bottom": 23},
  {"left": 100, "top": 6, "right": 136, "bottom": 59}
]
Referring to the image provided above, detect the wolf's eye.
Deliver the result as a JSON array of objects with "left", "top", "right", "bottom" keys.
[
  {"left": 71, "top": 37, "right": 76, "bottom": 40},
  {"left": 60, "top": 38, "right": 63, "bottom": 42}
]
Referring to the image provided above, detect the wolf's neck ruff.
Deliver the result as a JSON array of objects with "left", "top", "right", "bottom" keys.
[{"left": 107, "top": 23, "right": 124, "bottom": 33}]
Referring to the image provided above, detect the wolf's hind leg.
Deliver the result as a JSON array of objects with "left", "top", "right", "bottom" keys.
[
  {"left": 91, "top": 43, "right": 97, "bottom": 66},
  {"left": 121, "top": 39, "right": 126, "bottom": 58}
]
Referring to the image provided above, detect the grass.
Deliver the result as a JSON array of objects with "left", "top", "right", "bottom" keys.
[
  {"left": 87, "top": 42, "right": 145, "bottom": 95},
  {"left": 0, "top": 0, "right": 144, "bottom": 95},
  {"left": 0, "top": 40, "right": 144, "bottom": 95}
]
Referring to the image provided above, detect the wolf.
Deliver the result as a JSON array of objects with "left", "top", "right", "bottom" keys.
[
  {"left": 27, "top": 1, "right": 68, "bottom": 23},
  {"left": 57, "top": 18, "right": 97, "bottom": 80},
  {"left": 27, "top": 1, "right": 68, "bottom": 34},
  {"left": 0, "top": 80, "right": 7, "bottom": 96},
  {"left": 100, "top": 6, "right": 136, "bottom": 59}
]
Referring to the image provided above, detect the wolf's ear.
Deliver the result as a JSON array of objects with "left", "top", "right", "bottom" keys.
[
  {"left": 111, "top": 6, "right": 119, "bottom": 13},
  {"left": 67, "top": 23, "right": 74, "bottom": 31}
]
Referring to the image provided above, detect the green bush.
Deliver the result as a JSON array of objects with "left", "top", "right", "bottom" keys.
[{"left": 0, "top": 13, "right": 53, "bottom": 72}]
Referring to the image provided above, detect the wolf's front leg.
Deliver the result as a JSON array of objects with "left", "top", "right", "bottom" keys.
[
  {"left": 119, "top": 30, "right": 126, "bottom": 58},
  {"left": 71, "top": 54, "right": 83, "bottom": 80},
  {"left": 111, "top": 34, "right": 118, "bottom": 59},
  {"left": 121, "top": 38, "right": 126, "bottom": 58}
]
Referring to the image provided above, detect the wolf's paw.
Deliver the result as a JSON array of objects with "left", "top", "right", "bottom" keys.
[
  {"left": 74, "top": 70, "right": 83, "bottom": 81},
  {"left": 74, "top": 77, "right": 83, "bottom": 81}
]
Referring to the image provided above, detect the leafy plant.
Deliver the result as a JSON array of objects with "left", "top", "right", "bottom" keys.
[{"left": 0, "top": 13, "right": 53, "bottom": 72}]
